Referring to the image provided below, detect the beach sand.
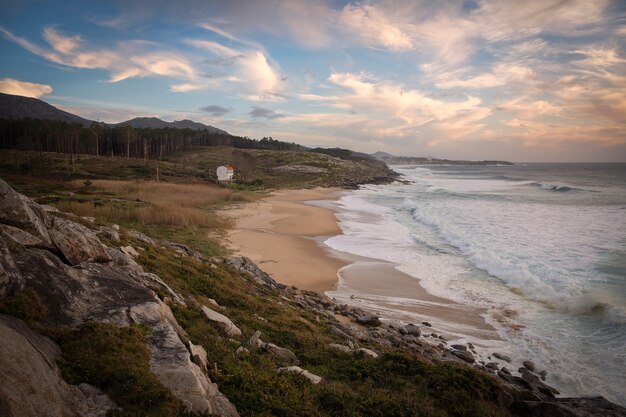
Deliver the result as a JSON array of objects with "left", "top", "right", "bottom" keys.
[
  {"left": 225, "top": 188, "right": 348, "bottom": 292},
  {"left": 225, "top": 188, "right": 497, "bottom": 339}
]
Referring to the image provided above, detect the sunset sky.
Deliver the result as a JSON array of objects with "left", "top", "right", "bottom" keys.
[{"left": 1, "top": 0, "right": 625, "bottom": 162}]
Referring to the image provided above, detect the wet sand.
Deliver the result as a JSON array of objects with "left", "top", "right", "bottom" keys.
[{"left": 225, "top": 188, "right": 497, "bottom": 339}]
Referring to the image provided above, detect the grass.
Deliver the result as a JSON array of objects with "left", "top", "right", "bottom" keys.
[
  {"left": 0, "top": 287, "right": 47, "bottom": 323},
  {"left": 57, "top": 322, "right": 196, "bottom": 417},
  {"left": 137, "top": 243, "right": 513, "bottom": 417}
]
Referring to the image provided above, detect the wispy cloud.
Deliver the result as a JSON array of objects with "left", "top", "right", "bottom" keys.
[
  {"left": 248, "top": 106, "right": 286, "bottom": 119},
  {"left": 0, "top": 78, "right": 52, "bottom": 98},
  {"left": 200, "top": 105, "right": 230, "bottom": 116}
]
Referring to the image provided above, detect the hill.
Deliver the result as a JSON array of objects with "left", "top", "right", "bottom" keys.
[
  {"left": 371, "top": 151, "right": 513, "bottom": 166},
  {"left": 0, "top": 93, "right": 92, "bottom": 126},
  {"left": 111, "top": 117, "right": 229, "bottom": 135}
]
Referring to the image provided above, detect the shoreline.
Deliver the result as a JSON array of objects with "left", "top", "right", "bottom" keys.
[{"left": 225, "top": 187, "right": 497, "bottom": 340}]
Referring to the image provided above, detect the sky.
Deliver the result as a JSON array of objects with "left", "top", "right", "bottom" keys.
[{"left": 1, "top": 0, "right": 625, "bottom": 162}]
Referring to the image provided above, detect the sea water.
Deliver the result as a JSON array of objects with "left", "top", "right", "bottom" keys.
[{"left": 324, "top": 163, "right": 626, "bottom": 406}]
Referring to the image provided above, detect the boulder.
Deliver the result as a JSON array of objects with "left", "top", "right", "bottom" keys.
[
  {"left": 98, "top": 226, "right": 120, "bottom": 242},
  {"left": 48, "top": 217, "right": 112, "bottom": 265},
  {"left": 106, "top": 247, "right": 142, "bottom": 273},
  {"left": 120, "top": 245, "right": 139, "bottom": 258},
  {"left": 130, "top": 302, "right": 238, "bottom": 416},
  {"left": 356, "top": 314, "right": 381, "bottom": 327},
  {"left": 261, "top": 342, "right": 299, "bottom": 365},
  {"left": 511, "top": 396, "right": 626, "bottom": 417},
  {"left": 399, "top": 323, "right": 421, "bottom": 337},
  {"left": 451, "top": 344, "right": 467, "bottom": 351},
  {"left": 328, "top": 343, "right": 353, "bottom": 354},
  {"left": 452, "top": 350, "right": 475, "bottom": 363},
  {"left": 523, "top": 360, "right": 536, "bottom": 372},
  {"left": 0, "top": 233, "right": 24, "bottom": 298},
  {"left": 201, "top": 305, "right": 242, "bottom": 338},
  {"left": 0, "top": 179, "right": 52, "bottom": 248},
  {"left": 133, "top": 272, "right": 186, "bottom": 306},
  {"left": 354, "top": 348, "right": 379, "bottom": 359},
  {"left": 226, "top": 256, "right": 279, "bottom": 290},
  {"left": 248, "top": 330, "right": 263, "bottom": 348},
  {"left": 0, "top": 314, "right": 115, "bottom": 417},
  {"left": 187, "top": 341, "right": 209, "bottom": 373},
  {"left": 485, "top": 362, "right": 500, "bottom": 371},
  {"left": 277, "top": 366, "right": 322, "bottom": 384},
  {"left": 493, "top": 352, "right": 512, "bottom": 362}
]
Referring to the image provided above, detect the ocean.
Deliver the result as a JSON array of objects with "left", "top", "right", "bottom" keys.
[{"left": 324, "top": 163, "right": 626, "bottom": 406}]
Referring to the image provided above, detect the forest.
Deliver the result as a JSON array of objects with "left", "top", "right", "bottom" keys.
[{"left": 0, "top": 118, "right": 304, "bottom": 159}]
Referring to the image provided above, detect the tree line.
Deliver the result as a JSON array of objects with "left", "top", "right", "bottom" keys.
[{"left": 0, "top": 118, "right": 304, "bottom": 159}]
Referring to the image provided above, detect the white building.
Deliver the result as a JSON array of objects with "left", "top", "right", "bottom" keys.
[{"left": 216, "top": 165, "right": 234, "bottom": 181}]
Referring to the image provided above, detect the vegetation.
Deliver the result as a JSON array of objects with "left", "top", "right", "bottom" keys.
[
  {"left": 57, "top": 322, "right": 196, "bottom": 417},
  {"left": 0, "top": 146, "right": 513, "bottom": 417}
]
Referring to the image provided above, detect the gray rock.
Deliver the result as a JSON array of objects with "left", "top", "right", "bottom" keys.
[
  {"left": 0, "top": 314, "right": 115, "bottom": 417},
  {"left": 248, "top": 330, "right": 263, "bottom": 348},
  {"left": 353, "top": 348, "right": 379, "bottom": 359},
  {"left": 106, "top": 247, "right": 142, "bottom": 273},
  {"left": 226, "top": 256, "right": 280, "bottom": 290},
  {"left": 48, "top": 217, "right": 112, "bottom": 266},
  {"left": 201, "top": 305, "right": 242, "bottom": 338},
  {"left": 539, "top": 370, "right": 547, "bottom": 381},
  {"left": 523, "top": 360, "right": 536, "bottom": 372},
  {"left": 328, "top": 343, "right": 353, "bottom": 354},
  {"left": 120, "top": 245, "right": 139, "bottom": 258},
  {"left": 399, "top": 324, "right": 421, "bottom": 337},
  {"left": 422, "top": 321, "right": 432, "bottom": 327},
  {"left": 0, "top": 233, "right": 24, "bottom": 298},
  {"left": 278, "top": 366, "right": 322, "bottom": 384},
  {"left": 261, "top": 342, "right": 298, "bottom": 365},
  {"left": 235, "top": 346, "right": 250, "bottom": 356},
  {"left": 131, "top": 302, "right": 239, "bottom": 416},
  {"left": 0, "top": 179, "right": 53, "bottom": 248},
  {"left": 493, "top": 352, "right": 512, "bottom": 362},
  {"left": 451, "top": 344, "right": 467, "bottom": 351},
  {"left": 452, "top": 350, "right": 475, "bottom": 363},
  {"left": 128, "top": 230, "right": 155, "bottom": 245},
  {"left": 511, "top": 396, "right": 626, "bottom": 417},
  {"left": 98, "top": 226, "right": 120, "bottom": 242},
  {"left": 187, "top": 341, "right": 209, "bottom": 373},
  {"left": 485, "top": 362, "right": 500, "bottom": 371},
  {"left": 134, "top": 272, "right": 186, "bottom": 306},
  {"left": 356, "top": 314, "right": 381, "bottom": 327}
]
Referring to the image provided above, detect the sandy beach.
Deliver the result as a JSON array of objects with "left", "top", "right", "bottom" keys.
[
  {"left": 225, "top": 188, "right": 497, "bottom": 340},
  {"left": 225, "top": 188, "right": 349, "bottom": 292}
]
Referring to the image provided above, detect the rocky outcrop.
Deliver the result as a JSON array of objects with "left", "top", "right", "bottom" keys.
[
  {"left": 0, "top": 315, "right": 115, "bottom": 417},
  {"left": 226, "top": 256, "right": 280, "bottom": 290},
  {"left": 0, "top": 178, "right": 238, "bottom": 417},
  {"left": 201, "top": 305, "right": 242, "bottom": 338},
  {"left": 278, "top": 366, "right": 322, "bottom": 384}
]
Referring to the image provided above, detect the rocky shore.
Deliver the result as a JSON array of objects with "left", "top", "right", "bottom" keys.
[{"left": 1, "top": 177, "right": 624, "bottom": 417}]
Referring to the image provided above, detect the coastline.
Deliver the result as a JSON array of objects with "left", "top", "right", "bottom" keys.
[{"left": 225, "top": 187, "right": 497, "bottom": 341}]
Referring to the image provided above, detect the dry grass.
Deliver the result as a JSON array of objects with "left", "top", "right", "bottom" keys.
[{"left": 61, "top": 180, "right": 245, "bottom": 227}]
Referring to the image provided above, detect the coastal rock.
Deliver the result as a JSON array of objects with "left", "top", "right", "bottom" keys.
[
  {"left": 48, "top": 217, "right": 112, "bottom": 266},
  {"left": 248, "top": 330, "right": 263, "bottom": 348},
  {"left": 187, "top": 341, "right": 209, "bottom": 373},
  {"left": 106, "top": 247, "right": 142, "bottom": 273},
  {"left": 399, "top": 323, "right": 421, "bottom": 337},
  {"left": 451, "top": 344, "right": 467, "bottom": 351},
  {"left": 132, "top": 302, "right": 238, "bottom": 416},
  {"left": 0, "top": 314, "right": 115, "bottom": 417},
  {"left": 261, "top": 342, "right": 299, "bottom": 365},
  {"left": 201, "top": 305, "right": 242, "bottom": 338},
  {"left": 134, "top": 272, "right": 186, "bottom": 306},
  {"left": 493, "top": 352, "right": 512, "bottom": 363},
  {"left": 97, "top": 226, "right": 120, "bottom": 242},
  {"left": 226, "top": 256, "right": 279, "bottom": 290},
  {"left": 278, "top": 366, "right": 322, "bottom": 384},
  {"left": 511, "top": 396, "right": 626, "bottom": 417},
  {"left": 0, "top": 232, "right": 24, "bottom": 297},
  {"left": 354, "top": 348, "right": 379, "bottom": 359},
  {"left": 128, "top": 230, "right": 155, "bottom": 245},
  {"left": 486, "top": 362, "right": 500, "bottom": 371},
  {"left": 328, "top": 343, "right": 353, "bottom": 354},
  {"left": 0, "top": 179, "right": 52, "bottom": 249},
  {"left": 523, "top": 360, "right": 536, "bottom": 372},
  {"left": 452, "top": 350, "right": 475, "bottom": 363},
  {"left": 120, "top": 245, "right": 139, "bottom": 258},
  {"left": 356, "top": 314, "right": 381, "bottom": 327},
  {"left": 422, "top": 321, "right": 432, "bottom": 327}
]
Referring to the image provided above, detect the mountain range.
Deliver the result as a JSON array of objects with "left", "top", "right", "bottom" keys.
[{"left": 0, "top": 93, "right": 229, "bottom": 135}]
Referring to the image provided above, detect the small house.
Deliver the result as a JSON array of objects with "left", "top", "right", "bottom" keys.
[{"left": 216, "top": 165, "right": 234, "bottom": 181}]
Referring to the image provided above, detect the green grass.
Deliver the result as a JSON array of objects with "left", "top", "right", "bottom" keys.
[
  {"left": 57, "top": 322, "right": 197, "bottom": 417},
  {"left": 0, "top": 287, "right": 47, "bottom": 323}
]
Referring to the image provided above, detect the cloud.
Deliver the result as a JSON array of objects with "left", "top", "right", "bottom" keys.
[
  {"left": 339, "top": 4, "right": 415, "bottom": 51},
  {"left": 187, "top": 34, "right": 283, "bottom": 100},
  {"left": 248, "top": 106, "right": 285, "bottom": 119},
  {"left": 200, "top": 105, "right": 230, "bottom": 116},
  {"left": 0, "top": 78, "right": 52, "bottom": 98},
  {"left": 1, "top": 26, "right": 197, "bottom": 84}
]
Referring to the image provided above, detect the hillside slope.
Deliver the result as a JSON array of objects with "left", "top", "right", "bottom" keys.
[{"left": 0, "top": 93, "right": 91, "bottom": 126}]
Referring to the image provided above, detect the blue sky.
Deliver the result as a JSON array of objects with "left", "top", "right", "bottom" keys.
[{"left": 1, "top": 0, "right": 625, "bottom": 161}]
